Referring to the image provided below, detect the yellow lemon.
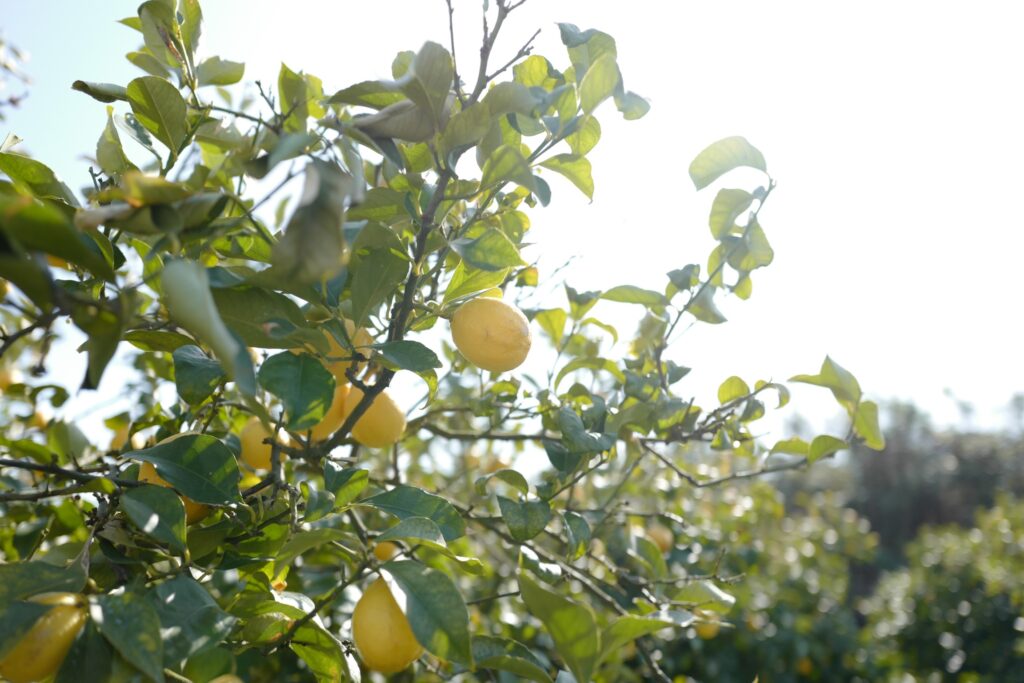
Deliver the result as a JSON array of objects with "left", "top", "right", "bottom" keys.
[
  {"left": 646, "top": 523, "right": 674, "bottom": 553},
  {"left": 109, "top": 424, "right": 131, "bottom": 451},
  {"left": 342, "top": 387, "right": 406, "bottom": 449},
  {"left": 45, "top": 255, "right": 70, "bottom": 270},
  {"left": 138, "top": 461, "right": 210, "bottom": 524},
  {"left": 296, "top": 320, "right": 374, "bottom": 382},
  {"left": 240, "top": 417, "right": 289, "bottom": 470},
  {"left": 352, "top": 578, "right": 423, "bottom": 674},
  {"left": 0, "top": 593, "right": 88, "bottom": 683},
  {"left": 307, "top": 383, "right": 351, "bottom": 442},
  {"left": 0, "top": 366, "right": 22, "bottom": 391},
  {"left": 694, "top": 620, "right": 721, "bottom": 640},
  {"left": 450, "top": 297, "right": 531, "bottom": 372},
  {"left": 373, "top": 541, "right": 399, "bottom": 562}
]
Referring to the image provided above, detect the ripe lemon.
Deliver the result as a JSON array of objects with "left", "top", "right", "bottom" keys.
[
  {"left": 240, "top": 417, "right": 289, "bottom": 470},
  {"left": 646, "top": 523, "right": 674, "bottom": 553},
  {"left": 0, "top": 593, "right": 88, "bottom": 683},
  {"left": 342, "top": 387, "right": 406, "bottom": 448},
  {"left": 298, "top": 320, "right": 374, "bottom": 381},
  {"left": 694, "top": 620, "right": 721, "bottom": 640},
  {"left": 138, "top": 461, "right": 209, "bottom": 524},
  {"left": 450, "top": 297, "right": 531, "bottom": 372},
  {"left": 109, "top": 424, "right": 130, "bottom": 451},
  {"left": 352, "top": 578, "right": 423, "bottom": 674},
  {"left": 307, "top": 383, "right": 351, "bottom": 442},
  {"left": 373, "top": 541, "right": 399, "bottom": 562}
]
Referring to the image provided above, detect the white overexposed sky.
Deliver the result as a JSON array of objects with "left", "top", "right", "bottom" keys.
[{"left": 4, "top": 1, "right": 1024, "bottom": 441}]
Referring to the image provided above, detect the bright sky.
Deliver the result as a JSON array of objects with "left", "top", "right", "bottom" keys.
[{"left": 5, "top": 1, "right": 1024, "bottom": 438}]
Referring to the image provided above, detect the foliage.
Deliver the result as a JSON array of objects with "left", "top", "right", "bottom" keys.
[
  {"left": 0, "top": 1, "right": 885, "bottom": 681},
  {"left": 860, "top": 496, "right": 1024, "bottom": 681}
]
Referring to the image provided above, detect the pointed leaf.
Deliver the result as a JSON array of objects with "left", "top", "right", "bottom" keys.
[
  {"left": 384, "top": 560, "right": 472, "bottom": 666},
  {"left": 689, "top": 136, "right": 767, "bottom": 190}
]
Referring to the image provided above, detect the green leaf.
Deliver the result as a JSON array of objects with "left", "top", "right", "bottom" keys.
[
  {"left": 172, "top": 345, "right": 225, "bottom": 404},
  {"left": 365, "top": 485, "right": 466, "bottom": 541},
  {"left": 614, "top": 90, "right": 650, "bottom": 120},
  {"left": 481, "top": 144, "right": 534, "bottom": 191},
  {"left": 327, "top": 79, "right": 404, "bottom": 108},
  {"left": 689, "top": 136, "right": 767, "bottom": 190},
  {"left": 97, "top": 106, "right": 132, "bottom": 175},
  {"left": 149, "top": 575, "right": 237, "bottom": 664},
  {"left": 178, "top": 0, "right": 203, "bottom": 56},
  {"left": 475, "top": 468, "right": 530, "bottom": 497},
  {"left": 554, "top": 357, "right": 625, "bottom": 390},
  {"left": 808, "top": 434, "right": 848, "bottom": 463},
  {"left": 539, "top": 154, "right": 593, "bottom": 199},
  {"left": 482, "top": 82, "right": 539, "bottom": 116},
  {"left": 518, "top": 570, "right": 599, "bottom": 683},
  {"left": 724, "top": 220, "right": 774, "bottom": 271},
  {"left": 0, "top": 555, "right": 88, "bottom": 605},
  {"left": 563, "top": 511, "right": 591, "bottom": 561},
  {"left": 278, "top": 63, "right": 324, "bottom": 133},
  {"left": 790, "top": 356, "right": 862, "bottom": 408},
  {"left": 55, "top": 622, "right": 113, "bottom": 683},
  {"left": 0, "top": 152, "right": 78, "bottom": 206},
  {"left": 371, "top": 340, "right": 442, "bottom": 373},
  {"left": 708, "top": 188, "right": 754, "bottom": 239},
  {"left": 124, "top": 329, "right": 195, "bottom": 353},
  {"left": 471, "top": 636, "right": 553, "bottom": 683},
  {"left": 558, "top": 406, "right": 614, "bottom": 454},
  {"left": 196, "top": 57, "right": 244, "bottom": 86},
  {"left": 579, "top": 52, "right": 620, "bottom": 113},
  {"left": 534, "top": 308, "right": 567, "bottom": 344},
  {"left": 717, "top": 376, "right": 750, "bottom": 404},
  {"left": 349, "top": 246, "right": 409, "bottom": 327},
  {"left": 126, "top": 76, "right": 188, "bottom": 157},
  {"left": 770, "top": 437, "right": 809, "bottom": 456},
  {"left": 439, "top": 103, "right": 491, "bottom": 155},
  {"left": 72, "top": 80, "right": 129, "bottom": 103},
  {"left": 138, "top": 0, "right": 183, "bottom": 68},
  {"left": 498, "top": 497, "right": 552, "bottom": 542},
  {"left": 399, "top": 41, "right": 454, "bottom": 132},
  {"left": 275, "top": 529, "right": 357, "bottom": 572},
  {"left": 566, "top": 115, "right": 601, "bottom": 155},
  {"left": 854, "top": 399, "right": 886, "bottom": 450},
  {"left": 121, "top": 485, "right": 187, "bottom": 553},
  {"left": 211, "top": 285, "right": 312, "bottom": 350},
  {"left": 442, "top": 261, "right": 508, "bottom": 303},
  {"left": 673, "top": 580, "right": 736, "bottom": 614},
  {"left": 600, "top": 614, "right": 676, "bottom": 660},
  {"left": 688, "top": 286, "right": 727, "bottom": 324},
  {"left": 128, "top": 433, "right": 242, "bottom": 505},
  {"left": 272, "top": 159, "right": 353, "bottom": 284},
  {"left": 601, "top": 285, "right": 668, "bottom": 307},
  {"left": 257, "top": 351, "right": 335, "bottom": 431},
  {"left": 0, "top": 602, "right": 51, "bottom": 659},
  {"left": 668, "top": 264, "right": 700, "bottom": 291},
  {"left": 378, "top": 516, "right": 446, "bottom": 546},
  {"left": 94, "top": 592, "right": 165, "bottom": 683},
  {"left": 323, "top": 463, "right": 369, "bottom": 507},
  {"left": 346, "top": 187, "right": 405, "bottom": 222},
  {"left": 384, "top": 560, "right": 473, "bottom": 666},
  {"left": 452, "top": 228, "right": 524, "bottom": 272}
]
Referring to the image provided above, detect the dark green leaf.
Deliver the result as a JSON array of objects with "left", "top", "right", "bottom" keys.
[
  {"left": 498, "top": 496, "right": 552, "bottom": 542},
  {"left": 475, "top": 469, "right": 530, "bottom": 497},
  {"left": 95, "top": 592, "right": 165, "bottom": 682},
  {"left": 365, "top": 485, "right": 465, "bottom": 541},
  {"left": 472, "top": 635, "right": 553, "bottom": 683},
  {"left": 124, "top": 329, "right": 195, "bottom": 352},
  {"left": 121, "top": 485, "right": 187, "bottom": 553},
  {"left": 323, "top": 463, "right": 368, "bottom": 507},
  {"left": 384, "top": 560, "right": 472, "bottom": 666},
  {"left": 563, "top": 510, "right": 590, "bottom": 561},
  {"left": 172, "top": 345, "right": 225, "bottom": 404},
  {"left": 452, "top": 228, "right": 524, "bottom": 272},
  {"left": 211, "top": 286, "right": 311, "bottom": 349},
  {"left": 518, "top": 570, "right": 599, "bottom": 683},
  {"left": 558, "top": 406, "right": 614, "bottom": 454},
  {"left": 126, "top": 76, "right": 188, "bottom": 157},
  {"left": 0, "top": 602, "right": 51, "bottom": 659},
  {"left": 371, "top": 340, "right": 442, "bottom": 373},
  {"left": 0, "top": 555, "right": 88, "bottom": 605},
  {"left": 149, "top": 575, "right": 237, "bottom": 663},
  {"left": 378, "top": 516, "right": 446, "bottom": 547},
  {"left": 257, "top": 351, "right": 335, "bottom": 430},
  {"left": 128, "top": 433, "right": 242, "bottom": 505},
  {"left": 55, "top": 622, "right": 113, "bottom": 683}
]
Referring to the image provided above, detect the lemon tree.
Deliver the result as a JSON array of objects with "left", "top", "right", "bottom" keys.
[{"left": 0, "top": 1, "right": 885, "bottom": 681}]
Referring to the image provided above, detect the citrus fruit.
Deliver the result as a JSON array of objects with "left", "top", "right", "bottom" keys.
[
  {"left": 308, "top": 383, "right": 351, "bottom": 442},
  {"left": 342, "top": 387, "right": 406, "bottom": 448},
  {"left": 646, "top": 523, "right": 674, "bottom": 553},
  {"left": 450, "top": 297, "right": 531, "bottom": 372},
  {"left": 0, "top": 593, "right": 88, "bottom": 683},
  {"left": 373, "top": 541, "right": 399, "bottom": 562},
  {"left": 352, "top": 577, "right": 423, "bottom": 674},
  {"left": 240, "top": 417, "right": 289, "bottom": 470}
]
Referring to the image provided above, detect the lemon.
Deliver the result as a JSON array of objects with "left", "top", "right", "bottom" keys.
[
  {"left": 138, "top": 461, "right": 210, "bottom": 524},
  {"left": 343, "top": 387, "right": 406, "bottom": 448},
  {"left": 109, "top": 424, "right": 131, "bottom": 451},
  {"left": 307, "top": 383, "right": 351, "bottom": 442},
  {"left": 0, "top": 366, "right": 22, "bottom": 391},
  {"left": 373, "top": 541, "right": 399, "bottom": 562},
  {"left": 240, "top": 417, "right": 289, "bottom": 470},
  {"left": 0, "top": 593, "right": 88, "bottom": 683},
  {"left": 352, "top": 578, "right": 423, "bottom": 674},
  {"left": 450, "top": 297, "right": 531, "bottom": 372},
  {"left": 298, "top": 320, "right": 374, "bottom": 382},
  {"left": 646, "top": 523, "right": 674, "bottom": 553},
  {"left": 694, "top": 620, "right": 721, "bottom": 640}
]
